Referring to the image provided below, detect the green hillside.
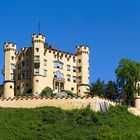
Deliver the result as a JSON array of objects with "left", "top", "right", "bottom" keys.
[{"left": 0, "top": 106, "right": 140, "bottom": 140}]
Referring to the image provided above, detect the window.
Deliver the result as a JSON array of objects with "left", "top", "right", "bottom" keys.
[
  {"left": 55, "top": 82, "right": 58, "bottom": 89},
  {"left": 54, "top": 71, "right": 64, "bottom": 79},
  {"left": 73, "top": 66, "right": 76, "bottom": 72},
  {"left": 54, "top": 61, "right": 63, "bottom": 69},
  {"left": 67, "top": 65, "right": 71, "bottom": 71},
  {"left": 73, "top": 76, "right": 76, "bottom": 83},
  {"left": 71, "top": 87, "right": 74, "bottom": 91},
  {"left": 44, "top": 60, "right": 47, "bottom": 66},
  {"left": 78, "top": 67, "right": 81, "bottom": 72},
  {"left": 10, "top": 85, "right": 12, "bottom": 89},
  {"left": 67, "top": 74, "right": 71, "bottom": 82},
  {"left": 35, "top": 68, "right": 39, "bottom": 73},
  {"left": 67, "top": 58, "right": 70, "bottom": 61},
  {"left": 36, "top": 48, "right": 39, "bottom": 52},
  {"left": 26, "top": 84, "right": 29, "bottom": 87},
  {"left": 138, "top": 83, "right": 140, "bottom": 87},
  {"left": 43, "top": 70, "right": 47, "bottom": 77},
  {"left": 73, "top": 58, "right": 76, "bottom": 63},
  {"left": 77, "top": 76, "right": 82, "bottom": 83},
  {"left": 11, "top": 64, "right": 15, "bottom": 70},
  {"left": 21, "top": 71, "right": 25, "bottom": 78},
  {"left": 11, "top": 56, "right": 14, "bottom": 60},
  {"left": 17, "top": 86, "right": 20, "bottom": 90},
  {"left": 78, "top": 59, "right": 81, "bottom": 63},
  {"left": 11, "top": 74, "right": 14, "bottom": 80},
  {"left": 34, "top": 55, "right": 40, "bottom": 61}
]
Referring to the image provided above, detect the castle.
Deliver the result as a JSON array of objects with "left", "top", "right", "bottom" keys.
[
  {"left": 1, "top": 34, "right": 90, "bottom": 98},
  {"left": 0, "top": 33, "right": 140, "bottom": 116}
]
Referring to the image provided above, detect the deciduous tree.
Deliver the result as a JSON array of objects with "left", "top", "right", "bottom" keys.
[{"left": 115, "top": 58, "right": 140, "bottom": 105}]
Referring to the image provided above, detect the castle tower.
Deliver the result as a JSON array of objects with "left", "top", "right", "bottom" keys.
[
  {"left": 32, "top": 34, "right": 45, "bottom": 95},
  {"left": 76, "top": 45, "right": 90, "bottom": 96},
  {"left": 3, "top": 43, "right": 16, "bottom": 98}
]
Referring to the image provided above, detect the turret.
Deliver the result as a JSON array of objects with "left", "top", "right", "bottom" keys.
[
  {"left": 76, "top": 45, "right": 90, "bottom": 96},
  {"left": 31, "top": 34, "right": 45, "bottom": 95},
  {"left": 3, "top": 43, "right": 16, "bottom": 98}
]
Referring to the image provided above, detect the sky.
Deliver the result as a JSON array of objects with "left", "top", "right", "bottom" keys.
[{"left": 0, "top": 0, "right": 140, "bottom": 84}]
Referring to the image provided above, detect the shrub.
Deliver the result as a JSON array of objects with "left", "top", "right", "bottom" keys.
[
  {"left": 62, "top": 90, "right": 75, "bottom": 97},
  {"left": 41, "top": 86, "right": 53, "bottom": 97}
]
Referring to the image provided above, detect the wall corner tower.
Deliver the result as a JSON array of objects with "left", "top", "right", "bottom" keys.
[
  {"left": 76, "top": 45, "right": 90, "bottom": 96},
  {"left": 31, "top": 34, "right": 45, "bottom": 95},
  {"left": 3, "top": 43, "right": 16, "bottom": 98}
]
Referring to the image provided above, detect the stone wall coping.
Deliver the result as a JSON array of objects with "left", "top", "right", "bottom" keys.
[{"left": 0, "top": 96, "right": 117, "bottom": 103}]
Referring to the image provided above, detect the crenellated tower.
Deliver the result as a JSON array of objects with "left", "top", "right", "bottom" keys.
[
  {"left": 31, "top": 34, "right": 45, "bottom": 95},
  {"left": 3, "top": 43, "right": 16, "bottom": 98},
  {"left": 76, "top": 45, "right": 90, "bottom": 96}
]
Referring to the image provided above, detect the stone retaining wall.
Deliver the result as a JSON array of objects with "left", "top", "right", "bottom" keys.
[{"left": 0, "top": 96, "right": 117, "bottom": 112}]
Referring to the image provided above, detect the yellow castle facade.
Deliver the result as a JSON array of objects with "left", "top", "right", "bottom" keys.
[{"left": 2, "top": 34, "right": 90, "bottom": 98}]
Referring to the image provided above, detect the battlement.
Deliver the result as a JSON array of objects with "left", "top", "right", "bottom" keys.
[
  {"left": 76, "top": 45, "right": 90, "bottom": 54},
  {"left": 0, "top": 96, "right": 117, "bottom": 111},
  {"left": 4, "top": 42, "right": 16, "bottom": 51},
  {"left": 32, "top": 34, "right": 45, "bottom": 43}
]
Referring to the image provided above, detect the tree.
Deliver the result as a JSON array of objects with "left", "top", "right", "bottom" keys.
[
  {"left": 115, "top": 58, "right": 140, "bottom": 105},
  {"left": 104, "top": 81, "right": 118, "bottom": 100},
  {"left": 90, "top": 78, "right": 105, "bottom": 96},
  {"left": 41, "top": 86, "right": 53, "bottom": 97}
]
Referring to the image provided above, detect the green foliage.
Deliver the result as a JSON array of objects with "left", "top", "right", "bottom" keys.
[
  {"left": 104, "top": 81, "right": 118, "bottom": 100},
  {"left": 91, "top": 79, "right": 118, "bottom": 100},
  {"left": 91, "top": 78, "right": 105, "bottom": 96},
  {"left": 41, "top": 86, "right": 53, "bottom": 97},
  {"left": 115, "top": 58, "right": 140, "bottom": 105},
  {"left": 62, "top": 90, "right": 75, "bottom": 97},
  {"left": 0, "top": 106, "right": 140, "bottom": 139},
  {"left": 22, "top": 92, "right": 33, "bottom": 96}
]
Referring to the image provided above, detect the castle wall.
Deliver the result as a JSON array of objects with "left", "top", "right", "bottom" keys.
[{"left": 0, "top": 96, "right": 116, "bottom": 112}]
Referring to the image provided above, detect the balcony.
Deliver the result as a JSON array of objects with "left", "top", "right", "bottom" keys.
[{"left": 53, "top": 77, "right": 65, "bottom": 83}]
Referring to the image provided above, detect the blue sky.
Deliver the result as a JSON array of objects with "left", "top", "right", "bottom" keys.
[{"left": 0, "top": 0, "right": 140, "bottom": 84}]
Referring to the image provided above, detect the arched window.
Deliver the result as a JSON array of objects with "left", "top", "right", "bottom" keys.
[{"left": 54, "top": 71, "right": 64, "bottom": 79}]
